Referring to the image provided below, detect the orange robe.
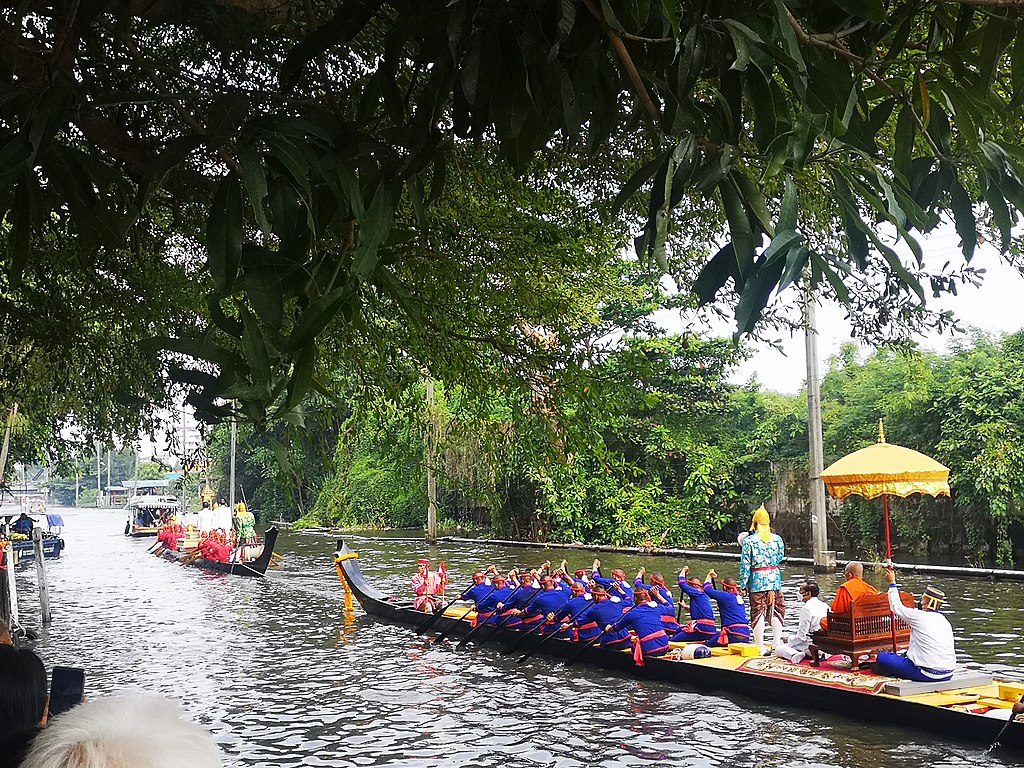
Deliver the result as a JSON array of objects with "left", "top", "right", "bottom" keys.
[{"left": 820, "top": 578, "right": 880, "bottom": 630}]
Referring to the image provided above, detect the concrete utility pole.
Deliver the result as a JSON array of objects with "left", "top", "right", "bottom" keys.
[
  {"left": 804, "top": 290, "right": 835, "bottom": 572},
  {"left": 95, "top": 444, "right": 101, "bottom": 508},
  {"left": 106, "top": 449, "right": 111, "bottom": 502},
  {"left": 228, "top": 411, "right": 237, "bottom": 510},
  {"left": 180, "top": 407, "right": 188, "bottom": 515},
  {"left": 425, "top": 379, "right": 438, "bottom": 544}
]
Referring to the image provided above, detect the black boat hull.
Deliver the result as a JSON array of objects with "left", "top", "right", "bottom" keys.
[
  {"left": 159, "top": 528, "right": 278, "bottom": 577},
  {"left": 333, "top": 539, "right": 1024, "bottom": 751}
]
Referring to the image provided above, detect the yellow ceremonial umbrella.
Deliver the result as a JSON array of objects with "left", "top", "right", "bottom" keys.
[
  {"left": 820, "top": 421, "right": 950, "bottom": 652},
  {"left": 820, "top": 421, "right": 950, "bottom": 563}
]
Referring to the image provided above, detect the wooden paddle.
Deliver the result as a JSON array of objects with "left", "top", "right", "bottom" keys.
[
  {"left": 462, "top": 585, "right": 545, "bottom": 649},
  {"left": 564, "top": 623, "right": 615, "bottom": 667},
  {"left": 988, "top": 695, "right": 1024, "bottom": 752},
  {"left": 179, "top": 549, "right": 204, "bottom": 566},
  {"left": 431, "top": 586, "right": 498, "bottom": 644},
  {"left": 455, "top": 582, "right": 528, "bottom": 649},
  {"left": 516, "top": 602, "right": 594, "bottom": 663},
  {"left": 417, "top": 582, "right": 477, "bottom": 634}
]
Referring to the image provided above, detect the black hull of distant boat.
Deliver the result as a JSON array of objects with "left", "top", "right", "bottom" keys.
[
  {"left": 11, "top": 538, "right": 64, "bottom": 560},
  {"left": 159, "top": 528, "right": 278, "bottom": 577},
  {"left": 333, "top": 539, "right": 1024, "bottom": 752}
]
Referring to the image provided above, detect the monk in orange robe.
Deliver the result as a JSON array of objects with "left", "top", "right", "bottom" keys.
[{"left": 820, "top": 561, "right": 879, "bottom": 630}]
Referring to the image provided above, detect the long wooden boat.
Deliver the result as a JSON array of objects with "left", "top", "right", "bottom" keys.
[
  {"left": 125, "top": 523, "right": 161, "bottom": 538},
  {"left": 334, "top": 539, "right": 1024, "bottom": 751},
  {"left": 158, "top": 528, "right": 278, "bottom": 577}
]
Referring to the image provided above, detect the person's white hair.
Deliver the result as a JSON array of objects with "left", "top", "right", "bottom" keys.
[{"left": 21, "top": 695, "right": 221, "bottom": 768}]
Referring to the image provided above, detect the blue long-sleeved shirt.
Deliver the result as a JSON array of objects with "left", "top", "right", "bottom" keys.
[
  {"left": 612, "top": 603, "right": 670, "bottom": 655},
  {"left": 465, "top": 582, "right": 495, "bottom": 605},
  {"left": 592, "top": 571, "right": 632, "bottom": 598},
  {"left": 704, "top": 582, "right": 749, "bottom": 629},
  {"left": 477, "top": 585, "right": 514, "bottom": 614},
  {"left": 678, "top": 579, "right": 716, "bottom": 623},
  {"left": 576, "top": 598, "right": 630, "bottom": 644}
]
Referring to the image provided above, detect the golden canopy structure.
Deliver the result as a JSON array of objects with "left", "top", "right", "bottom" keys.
[
  {"left": 820, "top": 421, "right": 951, "bottom": 651},
  {"left": 819, "top": 424, "right": 951, "bottom": 502}
]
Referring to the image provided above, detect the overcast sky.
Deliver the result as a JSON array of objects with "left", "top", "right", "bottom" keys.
[{"left": 658, "top": 224, "right": 1024, "bottom": 394}]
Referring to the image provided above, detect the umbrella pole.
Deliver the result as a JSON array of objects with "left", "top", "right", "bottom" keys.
[{"left": 883, "top": 493, "right": 897, "bottom": 653}]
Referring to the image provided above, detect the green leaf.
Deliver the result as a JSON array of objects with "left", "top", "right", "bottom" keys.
[
  {"left": 779, "top": 245, "right": 809, "bottom": 291},
  {"left": 735, "top": 253, "right": 785, "bottom": 334},
  {"left": 237, "top": 143, "right": 271, "bottom": 238},
  {"left": 811, "top": 251, "right": 850, "bottom": 303},
  {"left": 280, "top": 0, "right": 385, "bottom": 90},
  {"left": 778, "top": 173, "right": 798, "bottom": 232},
  {"left": 732, "top": 170, "right": 773, "bottom": 237},
  {"left": 950, "top": 176, "right": 977, "bottom": 261},
  {"left": 240, "top": 306, "right": 272, "bottom": 390},
  {"left": 720, "top": 178, "right": 755, "bottom": 284},
  {"left": 26, "top": 86, "right": 72, "bottom": 163},
  {"left": 721, "top": 19, "right": 760, "bottom": 72},
  {"left": 863, "top": 228, "right": 926, "bottom": 302},
  {"left": 285, "top": 342, "right": 317, "bottom": 411},
  {"left": 761, "top": 229, "right": 801, "bottom": 266},
  {"left": 692, "top": 244, "right": 737, "bottom": 305},
  {"left": 206, "top": 173, "right": 244, "bottom": 293},
  {"left": 0, "top": 137, "right": 32, "bottom": 188},
  {"left": 353, "top": 183, "right": 396, "bottom": 280},
  {"left": 7, "top": 175, "right": 33, "bottom": 283},
  {"left": 613, "top": 153, "right": 666, "bottom": 215},
  {"left": 244, "top": 266, "right": 284, "bottom": 330},
  {"left": 286, "top": 284, "right": 355, "bottom": 353},
  {"left": 983, "top": 180, "right": 1012, "bottom": 252}
]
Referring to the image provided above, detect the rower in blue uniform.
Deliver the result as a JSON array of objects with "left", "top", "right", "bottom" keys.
[
  {"left": 634, "top": 567, "right": 680, "bottom": 634},
  {"left": 704, "top": 570, "right": 752, "bottom": 646},
  {"left": 500, "top": 570, "right": 543, "bottom": 626},
  {"left": 672, "top": 566, "right": 718, "bottom": 642},
  {"left": 573, "top": 584, "right": 630, "bottom": 647},
  {"left": 608, "top": 589, "right": 671, "bottom": 664},
  {"left": 476, "top": 573, "right": 515, "bottom": 625},
  {"left": 591, "top": 559, "right": 631, "bottom": 599},
  {"left": 513, "top": 574, "right": 570, "bottom": 633},
  {"left": 464, "top": 571, "right": 494, "bottom": 606}
]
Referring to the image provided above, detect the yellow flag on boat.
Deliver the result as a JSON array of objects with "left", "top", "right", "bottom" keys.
[{"left": 820, "top": 421, "right": 950, "bottom": 501}]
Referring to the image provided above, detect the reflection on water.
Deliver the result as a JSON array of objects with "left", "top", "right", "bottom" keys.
[{"left": 12, "top": 510, "right": 1024, "bottom": 767}]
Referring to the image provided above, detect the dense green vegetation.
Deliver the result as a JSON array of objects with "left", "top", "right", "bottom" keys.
[{"left": 281, "top": 329, "right": 1024, "bottom": 567}]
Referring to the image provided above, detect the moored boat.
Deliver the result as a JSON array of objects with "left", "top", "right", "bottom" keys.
[
  {"left": 333, "top": 539, "right": 1024, "bottom": 752},
  {"left": 157, "top": 527, "right": 279, "bottom": 577},
  {"left": 2, "top": 513, "right": 65, "bottom": 562},
  {"left": 124, "top": 494, "right": 180, "bottom": 537}
]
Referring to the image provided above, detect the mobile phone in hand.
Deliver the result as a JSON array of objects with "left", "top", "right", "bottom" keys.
[{"left": 49, "top": 666, "right": 85, "bottom": 717}]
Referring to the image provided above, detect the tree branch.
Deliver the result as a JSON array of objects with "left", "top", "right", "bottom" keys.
[{"left": 581, "top": 0, "right": 663, "bottom": 126}]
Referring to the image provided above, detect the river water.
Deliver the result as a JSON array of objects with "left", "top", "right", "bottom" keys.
[{"left": 13, "top": 508, "right": 1024, "bottom": 767}]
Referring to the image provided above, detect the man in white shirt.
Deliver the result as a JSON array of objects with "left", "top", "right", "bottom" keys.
[
  {"left": 775, "top": 580, "right": 829, "bottom": 663},
  {"left": 181, "top": 508, "right": 200, "bottom": 530},
  {"left": 212, "top": 501, "right": 233, "bottom": 534},
  {"left": 196, "top": 502, "right": 214, "bottom": 534},
  {"left": 875, "top": 566, "right": 956, "bottom": 682}
]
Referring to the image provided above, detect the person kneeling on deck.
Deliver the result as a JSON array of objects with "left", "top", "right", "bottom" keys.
[
  {"left": 412, "top": 558, "right": 443, "bottom": 613},
  {"left": 591, "top": 559, "right": 632, "bottom": 599},
  {"left": 555, "top": 580, "right": 593, "bottom": 637},
  {"left": 606, "top": 589, "right": 670, "bottom": 665},
  {"left": 511, "top": 574, "right": 570, "bottom": 633},
  {"left": 573, "top": 584, "right": 630, "bottom": 647},
  {"left": 775, "top": 581, "right": 828, "bottom": 663},
  {"left": 495, "top": 570, "right": 542, "bottom": 625},
  {"left": 672, "top": 567, "right": 718, "bottom": 643},
  {"left": 874, "top": 567, "right": 956, "bottom": 683},
  {"left": 705, "top": 572, "right": 753, "bottom": 647},
  {"left": 475, "top": 573, "right": 514, "bottom": 625},
  {"left": 634, "top": 567, "right": 680, "bottom": 634}
]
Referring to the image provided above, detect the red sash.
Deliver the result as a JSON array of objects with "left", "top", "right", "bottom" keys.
[
  {"left": 632, "top": 631, "right": 666, "bottom": 667},
  {"left": 715, "top": 623, "right": 750, "bottom": 645}
]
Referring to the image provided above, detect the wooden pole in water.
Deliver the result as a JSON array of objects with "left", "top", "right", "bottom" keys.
[
  {"left": 0, "top": 404, "right": 18, "bottom": 500},
  {"left": 31, "top": 527, "right": 51, "bottom": 625},
  {"left": 0, "top": 543, "right": 11, "bottom": 632},
  {"left": 425, "top": 379, "right": 438, "bottom": 544}
]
